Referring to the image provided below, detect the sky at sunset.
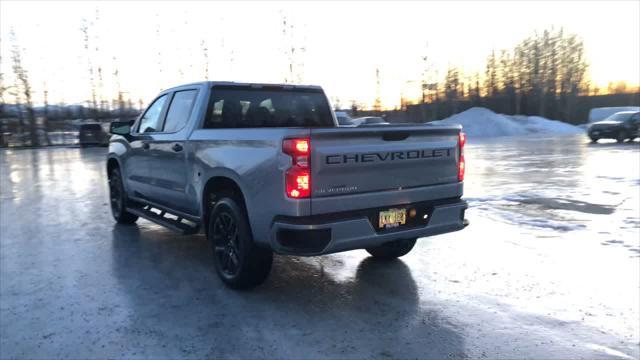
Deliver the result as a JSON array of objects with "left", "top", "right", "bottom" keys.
[{"left": 1, "top": 0, "right": 639, "bottom": 109}]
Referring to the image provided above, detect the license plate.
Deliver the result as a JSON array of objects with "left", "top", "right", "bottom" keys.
[{"left": 379, "top": 208, "right": 407, "bottom": 228}]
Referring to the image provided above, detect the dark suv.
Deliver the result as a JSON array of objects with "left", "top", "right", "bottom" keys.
[
  {"left": 588, "top": 111, "right": 640, "bottom": 143},
  {"left": 79, "top": 123, "right": 107, "bottom": 147}
]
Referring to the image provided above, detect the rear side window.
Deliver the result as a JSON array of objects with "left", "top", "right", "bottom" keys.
[
  {"left": 204, "top": 87, "right": 334, "bottom": 128},
  {"left": 138, "top": 94, "right": 168, "bottom": 133},
  {"left": 163, "top": 90, "right": 198, "bottom": 132}
]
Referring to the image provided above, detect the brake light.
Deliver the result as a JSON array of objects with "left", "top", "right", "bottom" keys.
[
  {"left": 283, "top": 138, "right": 311, "bottom": 198},
  {"left": 458, "top": 132, "right": 466, "bottom": 148},
  {"left": 458, "top": 132, "right": 466, "bottom": 182},
  {"left": 283, "top": 138, "right": 310, "bottom": 156}
]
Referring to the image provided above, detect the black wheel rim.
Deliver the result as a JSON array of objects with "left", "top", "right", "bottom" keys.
[
  {"left": 109, "top": 173, "right": 122, "bottom": 217},
  {"left": 212, "top": 211, "right": 241, "bottom": 277}
]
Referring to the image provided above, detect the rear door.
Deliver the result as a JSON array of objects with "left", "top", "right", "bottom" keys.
[
  {"left": 145, "top": 89, "right": 199, "bottom": 214},
  {"left": 309, "top": 125, "right": 461, "bottom": 198}
]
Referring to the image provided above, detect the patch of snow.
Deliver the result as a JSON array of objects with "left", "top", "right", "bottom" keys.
[{"left": 432, "top": 107, "right": 583, "bottom": 138}]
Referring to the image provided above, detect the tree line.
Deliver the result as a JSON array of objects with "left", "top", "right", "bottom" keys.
[
  {"left": 416, "top": 28, "right": 637, "bottom": 122},
  {"left": 1, "top": 22, "right": 638, "bottom": 146},
  {"left": 434, "top": 28, "right": 588, "bottom": 121}
]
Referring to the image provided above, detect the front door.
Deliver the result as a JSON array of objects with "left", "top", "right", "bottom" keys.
[
  {"left": 145, "top": 89, "right": 199, "bottom": 215},
  {"left": 125, "top": 93, "right": 169, "bottom": 200}
]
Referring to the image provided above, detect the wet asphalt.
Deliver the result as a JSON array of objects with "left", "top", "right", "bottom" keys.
[{"left": 1, "top": 135, "right": 639, "bottom": 359}]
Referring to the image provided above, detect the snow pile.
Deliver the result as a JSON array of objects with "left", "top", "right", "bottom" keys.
[
  {"left": 432, "top": 107, "right": 583, "bottom": 138},
  {"left": 508, "top": 115, "right": 584, "bottom": 135}
]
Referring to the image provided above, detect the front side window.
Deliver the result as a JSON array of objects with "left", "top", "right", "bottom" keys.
[
  {"left": 203, "top": 87, "right": 333, "bottom": 128},
  {"left": 163, "top": 90, "right": 198, "bottom": 132},
  {"left": 138, "top": 94, "right": 168, "bottom": 133}
]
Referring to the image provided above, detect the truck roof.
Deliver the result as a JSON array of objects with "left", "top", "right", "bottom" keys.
[{"left": 163, "top": 81, "right": 323, "bottom": 93}]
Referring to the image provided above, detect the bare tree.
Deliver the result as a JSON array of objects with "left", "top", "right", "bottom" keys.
[
  {"left": 42, "top": 82, "right": 51, "bottom": 145},
  {"left": 332, "top": 97, "right": 342, "bottom": 111},
  {"left": 281, "top": 12, "right": 306, "bottom": 84},
  {"left": 0, "top": 54, "right": 7, "bottom": 116},
  {"left": 154, "top": 12, "right": 164, "bottom": 91},
  {"left": 350, "top": 100, "right": 359, "bottom": 117},
  {"left": 201, "top": 39, "right": 210, "bottom": 80},
  {"left": 80, "top": 18, "right": 97, "bottom": 118},
  {"left": 112, "top": 56, "right": 126, "bottom": 117},
  {"left": 373, "top": 67, "right": 382, "bottom": 113},
  {"left": 444, "top": 66, "right": 461, "bottom": 114},
  {"left": 484, "top": 50, "right": 498, "bottom": 97},
  {"left": 10, "top": 28, "right": 38, "bottom": 146}
]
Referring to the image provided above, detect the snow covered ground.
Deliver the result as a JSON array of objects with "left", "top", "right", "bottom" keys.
[{"left": 432, "top": 107, "right": 584, "bottom": 138}]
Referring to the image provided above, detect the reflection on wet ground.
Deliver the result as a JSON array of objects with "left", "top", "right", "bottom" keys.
[{"left": 1, "top": 136, "right": 639, "bottom": 359}]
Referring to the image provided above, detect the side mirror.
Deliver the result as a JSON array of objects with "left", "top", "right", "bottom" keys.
[{"left": 110, "top": 120, "right": 134, "bottom": 135}]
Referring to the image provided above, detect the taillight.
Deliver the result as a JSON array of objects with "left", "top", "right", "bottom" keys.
[
  {"left": 458, "top": 132, "right": 466, "bottom": 182},
  {"left": 283, "top": 138, "right": 311, "bottom": 198}
]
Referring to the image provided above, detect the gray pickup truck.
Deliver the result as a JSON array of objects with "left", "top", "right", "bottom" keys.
[{"left": 107, "top": 82, "right": 468, "bottom": 289}]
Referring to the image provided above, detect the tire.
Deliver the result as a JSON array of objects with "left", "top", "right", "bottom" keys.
[
  {"left": 589, "top": 137, "right": 598, "bottom": 143},
  {"left": 366, "top": 238, "right": 417, "bottom": 259},
  {"left": 108, "top": 167, "right": 139, "bottom": 224},
  {"left": 616, "top": 131, "right": 627, "bottom": 143},
  {"left": 208, "top": 197, "right": 273, "bottom": 289}
]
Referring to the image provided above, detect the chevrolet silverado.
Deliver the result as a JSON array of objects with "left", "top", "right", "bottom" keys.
[{"left": 107, "top": 82, "right": 468, "bottom": 289}]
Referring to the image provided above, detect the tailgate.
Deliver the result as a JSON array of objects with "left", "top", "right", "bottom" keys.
[{"left": 310, "top": 125, "right": 461, "bottom": 199}]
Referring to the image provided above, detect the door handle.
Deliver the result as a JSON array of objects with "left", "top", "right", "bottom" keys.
[
  {"left": 172, "top": 143, "right": 183, "bottom": 152},
  {"left": 142, "top": 142, "right": 150, "bottom": 150}
]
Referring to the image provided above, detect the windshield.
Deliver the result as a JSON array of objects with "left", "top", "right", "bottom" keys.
[{"left": 604, "top": 112, "right": 633, "bottom": 122}]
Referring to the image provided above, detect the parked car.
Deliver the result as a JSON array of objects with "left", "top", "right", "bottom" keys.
[
  {"left": 79, "top": 123, "right": 108, "bottom": 147},
  {"left": 588, "top": 111, "right": 640, "bottom": 143},
  {"left": 352, "top": 116, "right": 390, "bottom": 126},
  {"left": 107, "top": 82, "right": 468, "bottom": 289},
  {"left": 334, "top": 111, "right": 354, "bottom": 126}
]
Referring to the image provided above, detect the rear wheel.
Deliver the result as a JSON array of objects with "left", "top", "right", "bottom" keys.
[
  {"left": 589, "top": 137, "right": 599, "bottom": 143},
  {"left": 208, "top": 197, "right": 273, "bottom": 289},
  {"left": 366, "top": 238, "right": 417, "bottom": 259},
  {"left": 108, "top": 167, "right": 138, "bottom": 224},
  {"left": 616, "top": 131, "right": 627, "bottom": 143}
]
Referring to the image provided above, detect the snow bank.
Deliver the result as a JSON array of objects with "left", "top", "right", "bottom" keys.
[
  {"left": 431, "top": 107, "right": 583, "bottom": 138},
  {"left": 508, "top": 115, "right": 584, "bottom": 135}
]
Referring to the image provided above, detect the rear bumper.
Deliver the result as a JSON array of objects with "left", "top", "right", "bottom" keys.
[{"left": 270, "top": 198, "right": 468, "bottom": 255}]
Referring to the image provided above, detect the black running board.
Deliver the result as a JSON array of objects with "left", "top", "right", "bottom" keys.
[{"left": 126, "top": 205, "right": 200, "bottom": 235}]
